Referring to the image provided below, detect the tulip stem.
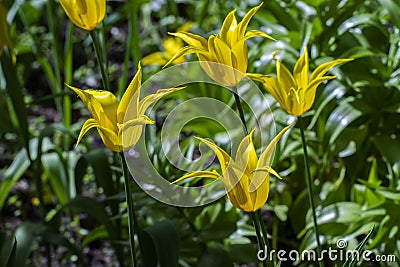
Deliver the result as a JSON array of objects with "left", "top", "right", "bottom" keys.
[
  {"left": 231, "top": 86, "right": 248, "bottom": 135},
  {"left": 297, "top": 116, "right": 323, "bottom": 267},
  {"left": 63, "top": 21, "right": 74, "bottom": 149},
  {"left": 256, "top": 209, "right": 272, "bottom": 260},
  {"left": 131, "top": 0, "right": 142, "bottom": 67},
  {"left": 250, "top": 212, "right": 268, "bottom": 267},
  {"left": 119, "top": 153, "right": 138, "bottom": 267},
  {"left": 90, "top": 30, "right": 110, "bottom": 91}
]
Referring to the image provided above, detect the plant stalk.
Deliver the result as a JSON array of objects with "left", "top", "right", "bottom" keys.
[
  {"left": 131, "top": 0, "right": 142, "bottom": 67},
  {"left": 119, "top": 153, "right": 138, "bottom": 267},
  {"left": 231, "top": 86, "right": 248, "bottom": 135},
  {"left": 250, "top": 212, "right": 268, "bottom": 267},
  {"left": 297, "top": 116, "right": 323, "bottom": 267},
  {"left": 63, "top": 21, "right": 73, "bottom": 149},
  {"left": 89, "top": 30, "right": 110, "bottom": 91}
]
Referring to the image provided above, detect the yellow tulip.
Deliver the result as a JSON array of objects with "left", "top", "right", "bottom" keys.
[
  {"left": 142, "top": 22, "right": 193, "bottom": 66},
  {"left": 69, "top": 64, "right": 183, "bottom": 152},
  {"left": 0, "top": 3, "right": 15, "bottom": 63},
  {"left": 247, "top": 47, "right": 353, "bottom": 116},
  {"left": 174, "top": 124, "right": 293, "bottom": 212},
  {"left": 165, "top": 3, "right": 275, "bottom": 86},
  {"left": 60, "top": 0, "right": 106, "bottom": 31}
]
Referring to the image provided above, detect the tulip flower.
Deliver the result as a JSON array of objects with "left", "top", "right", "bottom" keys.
[
  {"left": 247, "top": 47, "right": 353, "bottom": 116},
  {"left": 174, "top": 124, "right": 292, "bottom": 212},
  {"left": 69, "top": 64, "right": 183, "bottom": 152},
  {"left": 165, "top": 3, "right": 275, "bottom": 86},
  {"left": 60, "top": 0, "right": 106, "bottom": 31},
  {"left": 142, "top": 22, "right": 193, "bottom": 66},
  {"left": 0, "top": 3, "right": 15, "bottom": 63}
]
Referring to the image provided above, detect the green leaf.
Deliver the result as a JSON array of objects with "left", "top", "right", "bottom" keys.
[
  {"left": 4, "top": 238, "right": 17, "bottom": 267},
  {"left": 227, "top": 243, "right": 258, "bottom": 264},
  {"left": 42, "top": 152, "right": 69, "bottom": 205},
  {"left": 377, "top": 0, "right": 400, "bottom": 27},
  {"left": 341, "top": 225, "right": 375, "bottom": 267},
  {"left": 325, "top": 100, "right": 362, "bottom": 147},
  {"left": 82, "top": 149, "right": 118, "bottom": 214},
  {"left": 66, "top": 196, "right": 116, "bottom": 240},
  {"left": 0, "top": 148, "right": 30, "bottom": 210},
  {"left": 195, "top": 202, "right": 239, "bottom": 242},
  {"left": 372, "top": 134, "right": 400, "bottom": 164},
  {"left": 0, "top": 223, "right": 46, "bottom": 267},
  {"left": 0, "top": 54, "right": 30, "bottom": 159},
  {"left": 141, "top": 220, "right": 180, "bottom": 267},
  {"left": 82, "top": 225, "right": 108, "bottom": 248},
  {"left": 198, "top": 245, "right": 233, "bottom": 267}
]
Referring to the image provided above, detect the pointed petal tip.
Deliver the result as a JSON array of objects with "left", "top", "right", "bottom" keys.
[{"left": 272, "top": 50, "right": 280, "bottom": 59}]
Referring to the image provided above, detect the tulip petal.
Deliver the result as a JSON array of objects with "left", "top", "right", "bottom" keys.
[
  {"left": 253, "top": 167, "right": 283, "bottom": 180},
  {"left": 219, "top": 9, "right": 238, "bottom": 46},
  {"left": 96, "top": 0, "right": 106, "bottom": 26},
  {"left": 249, "top": 174, "right": 269, "bottom": 211},
  {"left": 163, "top": 45, "right": 208, "bottom": 68},
  {"left": 60, "top": 0, "right": 105, "bottom": 30},
  {"left": 276, "top": 59, "right": 296, "bottom": 95},
  {"left": 68, "top": 84, "right": 119, "bottom": 132},
  {"left": 121, "top": 115, "right": 154, "bottom": 149},
  {"left": 256, "top": 123, "right": 293, "bottom": 170},
  {"left": 301, "top": 76, "right": 336, "bottom": 114},
  {"left": 231, "top": 39, "right": 248, "bottom": 74},
  {"left": 246, "top": 73, "right": 287, "bottom": 110},
  {"left": 60, "top": 0, "right": 84, "bottom": 29},
  {"left": 195, "top": 137, "right": 232, "bottom": 173},
  {"left": 248, "top": 124, "right": 292, "bottom": 210},
  {"left": 169, "top": 32, "right": 207, "bottom": 50},
  {"left": 225, "top": 166, "right": 252, "bottom": 212},
  {"left": 117, "top": 63, "right": 142, "bottom": 123},
  {"left": 177, "top": 22, "right": 194, "bottom": 32},
  {"left": 210, "top": 35, "right": 233, "bottom": 66},
  {"left": 137, "top": 87, "right": 184, "bottom": 117},
  {"left": 251, "top": 124, "right": 292, "bottom": 190},
  {"left": 249, "top": 167, "right": 283, "bottom": 211},
  {"left": 309, "top": 58, "right": 353, "bottom": 81},
  {"left": 293, "top": 47, "right": 309, "bottom": 89},
  {"left": 77, "top": 118, "right": 122, "bottom": 152},
  {"left": 142, "top": 51, "right": 168, "bottom": 66},
  {"left": 237, "top": 3, "right": 263, "bottom": 39},
  {"left": 236, "top": 128, "right": 258, "bottom": 175},
  {"left": 172, "top": 170, "right": 221, "bottom": 184},
  {"left": 243, "top": 30, "right": 275, "bottom": 41},
  {"left": 164, "top": 37, "right": 184, "bottom": 59}
]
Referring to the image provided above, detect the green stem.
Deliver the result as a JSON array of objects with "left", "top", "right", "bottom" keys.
[
  {"left": 63, "top": 21, "right": 73, "bottom": 149},
  {"left": 250, "top": 212, "right": 267, "bottom": 267},
  {"left": 89, "top": 30, "right": 110, "bottom": 91},
  {"left": 297, "top": 116, "right": 323, "bottom": 266},
  {"left": 118, "top": 0, "right": 135, "bottom": 96},
  {"left": 231, "top": 86, "right": 248, "bottom": 135},
  {"left": 100, "top": 23, "right": 109, "bottom": 72},
  {"left": 131, "top": 0, "right": 142, "bottom": 67},
  {"left": 256, "top": 210, "right": 273, "bottom": 267},
  {"left": 119, "top": 153, "right": 138, "bottom": 267}
]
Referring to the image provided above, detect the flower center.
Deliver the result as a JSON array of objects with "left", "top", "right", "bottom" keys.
[{"left": 289, "top": 87, "right": 301, "bottom": 104}]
